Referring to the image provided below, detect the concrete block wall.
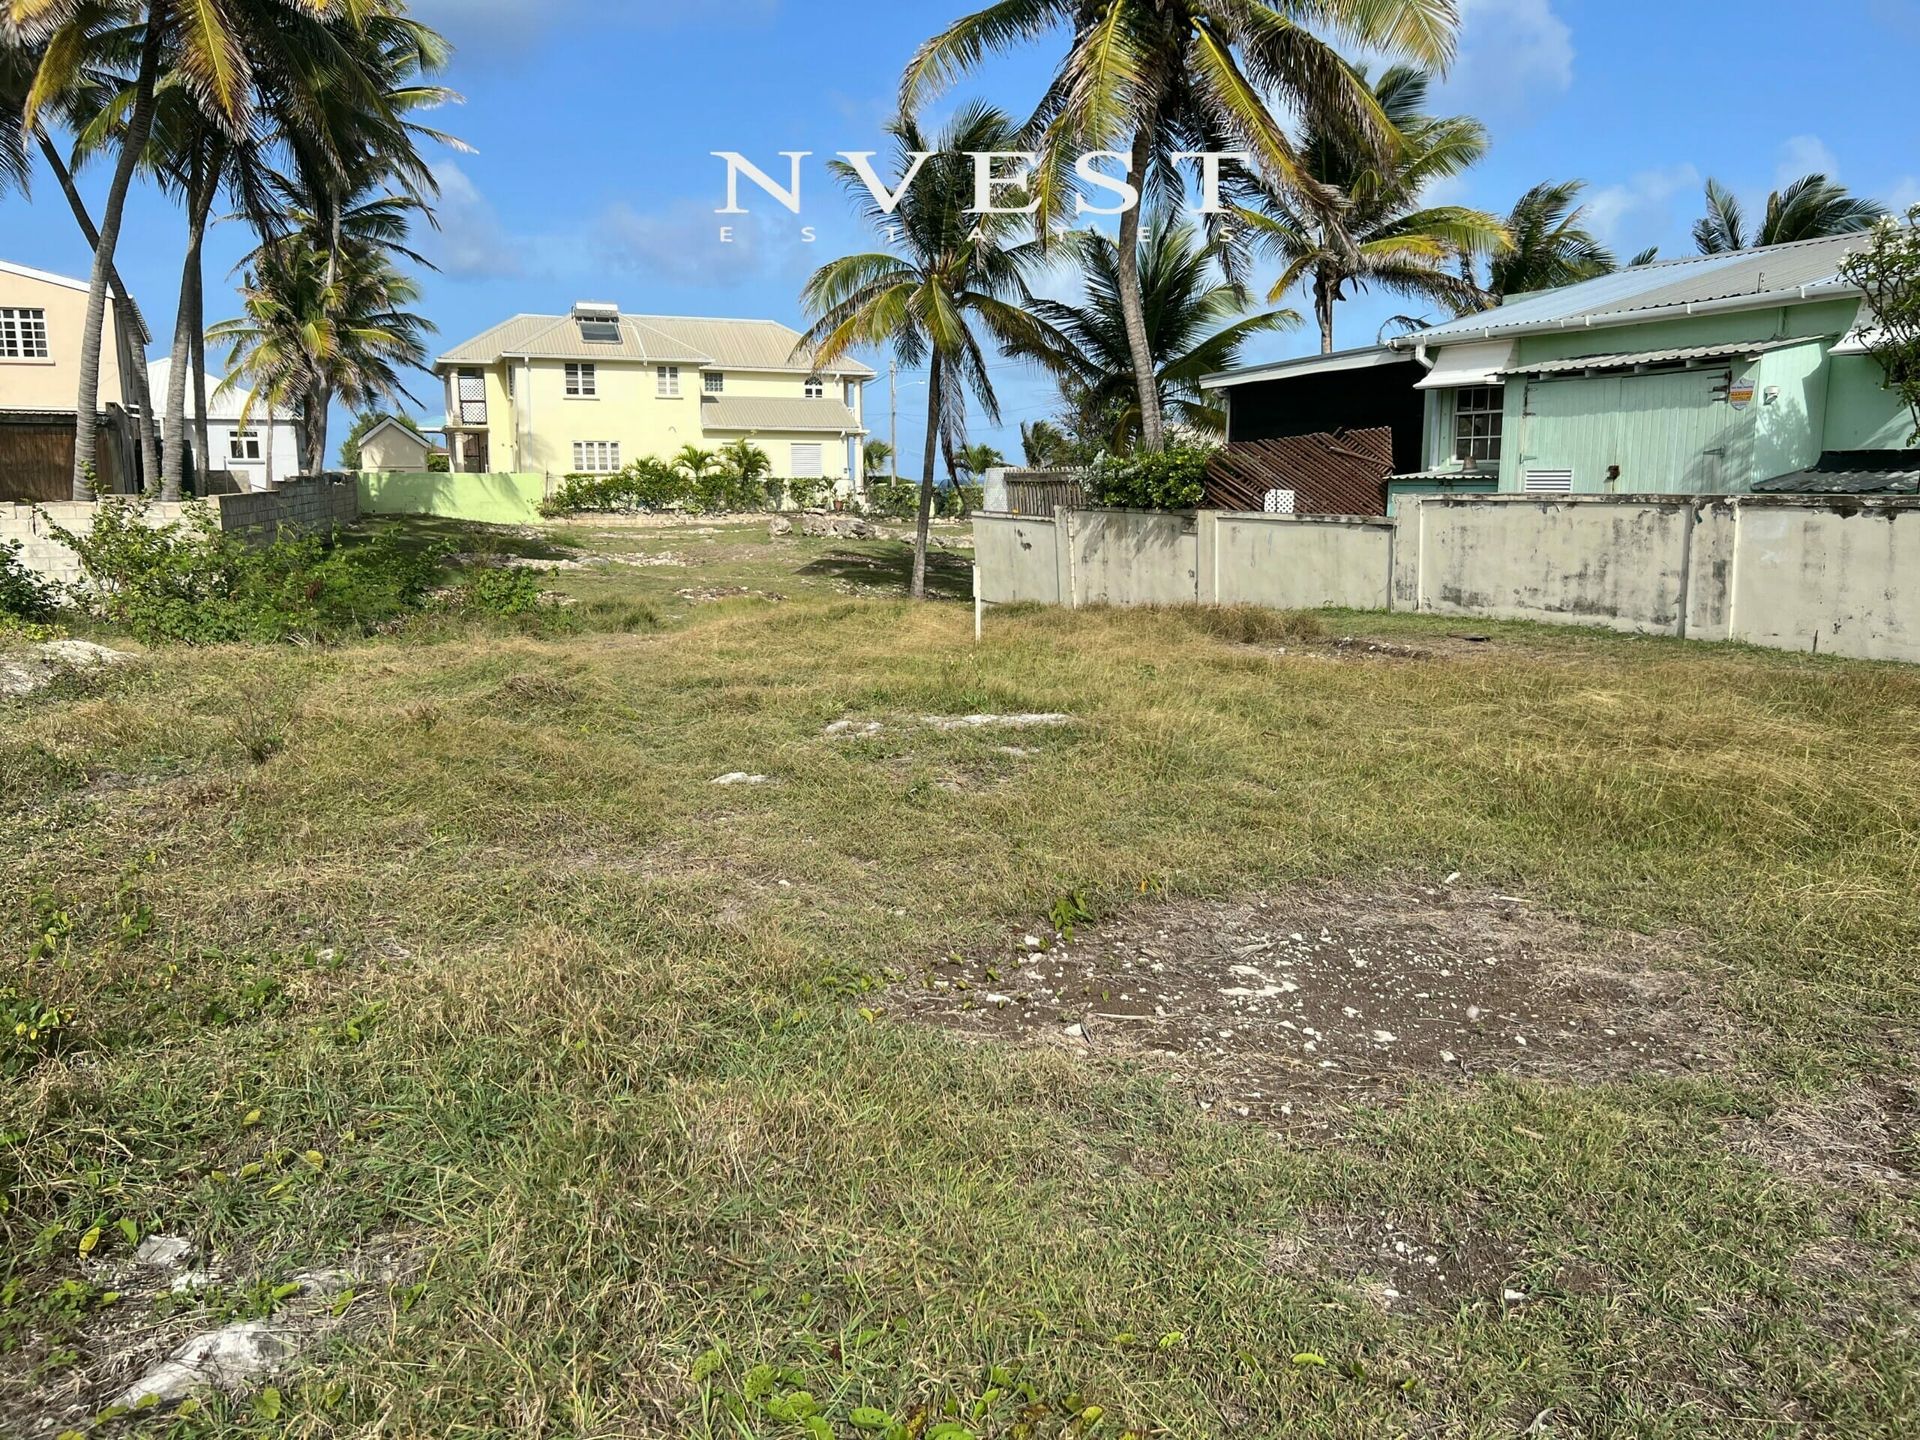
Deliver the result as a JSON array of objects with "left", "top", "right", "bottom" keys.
[
  {"left": 1, "top": 476, "right": 361, "bottom": 587},
  {"left": 977, "top": 495, "right": 1920, "bottom": 665}
]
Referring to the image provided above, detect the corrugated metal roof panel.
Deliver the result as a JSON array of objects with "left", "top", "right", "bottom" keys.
[
  {"left": 1755, "top": 450, "right": 1920, "bottom": 495},
  {"left": 701, "top": 396, "right": 864, "bottom": 433},
  {"left": 1498, "top": 336, "right": 1822, "bottom": 377},
  {"left": 1412, "top": 234, "right": 1864, "bottom": 345}
]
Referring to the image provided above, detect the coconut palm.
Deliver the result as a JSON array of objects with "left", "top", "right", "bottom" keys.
[
  {"left": 675, "top": 445, "right": 718, "bottom": 480},
  {"left": 903, "top": 0, "right": 1459, "bottom": 453},
  {"left": 957, "top": 442, "right": 1006, "bottom": 477},
  {"left": 862, "top": 439, "right": 893, "bottom": 477},
  {"left": 1233, "top": 65, "right": 1504, "bottom": 353},
  {"left": 1480, "top": 180, "right": 1618, "bottom": 302},
  {"left": 212, "top": 195, "right": 435, "bottom": 477},
  {"left": 1692, "top": 174, "right": 1885, "bottom": 255},
  {"left": 1014, "top": 212, "right": 1298, "bottom": 448},
  {"left": 799, "top": 104, "right": 1057, "bottom": 599}
]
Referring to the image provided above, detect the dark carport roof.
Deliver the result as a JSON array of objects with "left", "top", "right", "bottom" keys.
[{"left": 1755, "top": 451, "right": 1920, "bottom": 496}]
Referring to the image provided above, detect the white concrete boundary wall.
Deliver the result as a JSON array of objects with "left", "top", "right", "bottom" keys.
[{"left": 976, "top": 494, "right": 1920, "bottom": 665}]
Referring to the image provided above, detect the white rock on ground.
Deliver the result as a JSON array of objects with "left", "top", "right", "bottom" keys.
[
  {"left": 711, "top": 772, "right": 770, "bottom": 786},
  {"left": 132, "top": 1235, "right": 194, "bottom": 1270},
  {"left": 0, "top": 639, "right": 131, "bottom": 698},
  {"left": 111, "top": 1321, "right": 300, "bottom": 1411},
  {"left": 922, "top": 713, "right": 1072, "bottom": 731},
  {"left": 824, "top": 720, "right": 884, "bottom": 738}
]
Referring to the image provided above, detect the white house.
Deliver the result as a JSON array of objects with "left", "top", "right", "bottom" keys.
[{"left": 147, "top": 357, "right": 303, "bottom": 490}]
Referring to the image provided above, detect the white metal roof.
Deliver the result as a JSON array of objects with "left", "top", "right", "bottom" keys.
[
  {"left": 1199, "top": 344, "right": 1412, "bottom": 391},
  {"left": 701, "top": 396, "right": 865, "bottom": 434},
  {"left": 1400, "top": 234, "right": 1864, "bottom": 349},
  {"left": 1496, "top": 336, "right": 1824, "bottom": 378},
  {"left": 148, "top": 359, "right": 300, "bottom": 423},
  {"left": 437, "top": 311, "right": 875, "bottom": 377}
]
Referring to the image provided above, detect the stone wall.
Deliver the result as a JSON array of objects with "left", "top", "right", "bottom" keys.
[{"left": 1, "top": 476, "right": 360, "bottom": 587}]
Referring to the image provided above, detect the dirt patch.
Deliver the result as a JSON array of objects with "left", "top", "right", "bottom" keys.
[
  {"left": 1730, "top": 1081, "right": 1919, "bottom": 1195},
  {"left": 1269, "top": 1213, "right": 1537, "bottom": 1313},
  {"left": 895, "top": 885, "right": 1732, "bottom": 1129}
]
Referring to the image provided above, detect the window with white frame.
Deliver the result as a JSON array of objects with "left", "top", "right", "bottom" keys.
[
  {"left": 704, "top": 371, "right": 725, "bottom": 394},
  {"left": 1451, "top": 385, "right": 1504, "bottom": 465},
  {"left": 229, "top": 428, "right": 263, "bottom": 463},
  {"left": 656, "top": 365, "right": 680, "bottom": 397},
  {"left": 0, "top": 307, "right": 50, "bottom": 360},
  {"left": 790, "top": 442, "right": 824, "bottom": 478},
  {"left": 565, "top": 362, "right": 596, "bottom": 398},
  {"left": 803, "top": 375, "right": 824, "bottom": 400},
  {"left": 572, "top": 441, "right": 621, "bottom": 474}
]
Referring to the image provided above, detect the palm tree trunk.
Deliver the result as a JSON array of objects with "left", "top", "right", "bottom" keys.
[
  {"left": 1315, "top": 273, "right": 1336, "bottom": 355},
  {"left": 38, "top": 134, "right": 160, "bottom": 490},
  {"left": 305, "top": 386, "right": 331, "bottom": 477},
  {"left": 189, "top": 275, "right": 211, "bottom": 487},
  {"left": 912, "top": 350, "right": 942, "bottom": 601},
  {"left": 72, "top": 2, "right": 165, "bottom": 498},
  {"left": 161, "top": 166, "right": 213, "bottom": 501},
  {"left": 1118, "top": 126, "right": 1165, "bottom": 453}
]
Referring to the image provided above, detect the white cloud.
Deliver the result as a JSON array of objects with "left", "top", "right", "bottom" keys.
[
  {"left": 1776, "top": 134, "right": 1841, "bottom": 186},
  {"left": 1439, "top": 0, "right": 1574, "bottom": 113},
  {"left": 1891, "top": 177, "right": 1920, "bottom": 213},
  {"left": 592, "top": 201, "right": 776, "bottom": 285},
  {"left": 426, "top": 161, "right": 526, "bottom": 280},
  {"left": 1585, "top": 163, "right": 1700, "bottom": 248}
]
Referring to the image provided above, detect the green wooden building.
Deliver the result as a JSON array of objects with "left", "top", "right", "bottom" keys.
[{"left": 1383, "top": 233, "right": 1914, "bottom": 503}]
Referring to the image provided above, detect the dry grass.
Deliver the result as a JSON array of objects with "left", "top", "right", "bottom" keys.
[{"left": 2, "top": 518, "right": 1918, "bottom": 1438}]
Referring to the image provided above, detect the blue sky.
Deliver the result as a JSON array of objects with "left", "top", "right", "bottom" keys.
[{"left": 5, "top": 0, "right": 1914, "bottom": 473}]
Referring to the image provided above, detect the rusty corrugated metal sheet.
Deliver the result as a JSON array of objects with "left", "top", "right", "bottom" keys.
[{"left": 1204, "top": 430, "right": 1394, "bottom": 515}]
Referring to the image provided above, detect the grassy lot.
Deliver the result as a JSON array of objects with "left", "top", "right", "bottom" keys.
[{"left": 3, "top": 516, "right": 1918, "bottom": 1439}]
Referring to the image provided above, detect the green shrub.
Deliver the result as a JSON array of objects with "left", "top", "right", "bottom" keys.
[
  {"left": 459, "top": 566, "right": 546, "bottom": 617},
  {"left": 940, "top": 483, "right": 985, "bottom": 518},
  {"left": 540, "top": 460, "right": 692, "bottom": 517},
  {"left": 1084, "top": 446, "right": 1213, "bottom": 511},
  {"left": 51, "top": 500, "right": 444, "bottom": 644},
  {"left": 865, "top": 480, "right": 920, "bottom": 521},
  {"left": 0, "top": 539, "right": 58, "bottom": 623},
  {"left": 786, "top": 476, "right": 826, "bottom": 511}
]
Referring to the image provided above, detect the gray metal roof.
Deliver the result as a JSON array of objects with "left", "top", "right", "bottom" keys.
[
  {"left": 1754, "top": 450, "right": 1920, "bottom": 496},
  {"left": 1404, "top": 234, "right": 1864, "bottom": 348},
  {"left": 1498, "top": 336, "right": 1823, "bottom": 378},
  {"left": 1200, "top": 344, "right": 1412, "bottom": 390},
  {"left": 437, "top": 313, "right": 875, "bottom": 377},
  {"left": 700, "top": 395, "right": 865, "bottom": 434}
]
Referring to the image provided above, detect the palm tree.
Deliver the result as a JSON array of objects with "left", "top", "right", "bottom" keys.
[
  {"left": 1481, "top": 181, "right": 1618, "bottom": 302},
  {"left": 903, "top": 0, "right": 1459, "bottom": 454},
  {"left": 1020, "top": 420, "right": 1075, "bottom": 468},
  {"left": 799, "top": 104, "right": 1056, "bottom": 599},
  {"left": 1235, "top": 65, "right": 1504, "bottom": 353},
  {"left": 212, "top": 195, "right": 435, "bottom": 477},
  {"left": 1015, "top": 212, "right": 1298, "bottom": 448},
  {"left": 2, "top": 21, "right": 163, "bottom": 487},
  {"left": 1693, "top": 174, "right": 1885, "bottom": 255},
  {"left": 675, "top": 445, "right": 718, "bottom": 480},
  {"left": 862, "top": 439, "right": 893, "bottom": 477},
  {"left": 957, "top": 442, "right": 1006, "bottom": 477}
]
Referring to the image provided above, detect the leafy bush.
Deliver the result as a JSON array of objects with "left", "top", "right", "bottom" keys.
[
  {"left": 1084, "top": 446, "right": 1214, "bottom": 511},
  {"left": 458, "top": 567, "right": 546, "bottom": 617},
  {"left": 540, "top": 460, "right": 691, "bottom": 517},
  {"left": 786, "top": 476, "right": 826, "bottom": 511},
  {"left": 0, "top": 539, "right": 58, "bottom": 622},
  {"left": 865, "top": 480, "right": 921, "bottom": 521},
  {"left": 51, "top": 500, "right": 444, "bottom": 644},
  {"left": 940, "top": 483, "right": 985, "bottom": 518}
]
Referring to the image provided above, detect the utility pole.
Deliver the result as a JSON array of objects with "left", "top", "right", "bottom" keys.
[{"left": 889, "top": 362, "right": 899, "bottom": 478}]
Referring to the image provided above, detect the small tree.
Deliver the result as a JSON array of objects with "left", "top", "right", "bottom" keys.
[{"left": 1840, "top": 205, "right": 1920, "bottom": 445}]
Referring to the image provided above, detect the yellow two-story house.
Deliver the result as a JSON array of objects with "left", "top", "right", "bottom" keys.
[{"left": 434, "top": 304, "right": 873, "bottom": 492}]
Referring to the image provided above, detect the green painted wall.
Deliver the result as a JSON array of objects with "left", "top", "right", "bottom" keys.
[
  {"left": 1825, "top": 354, "right": 1913, "bottom": 450},
  {"left": 1386, "top": 476, "right": 1497, "bottom": 515},
  {"left": 358, "top": 472, "right": 549, "bottom": 525}
]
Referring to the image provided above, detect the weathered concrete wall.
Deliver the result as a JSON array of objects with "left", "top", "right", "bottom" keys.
[
  {"left": 1727, "top": 502, "right": 1920, "bottom": 662},
  {"left": 978, "top": 494, "right": 1920, "bottom": 665},
  {"left": 1, "top": 476, "right": 360, "bottom": 587},
  {"left": 973, "top": 513, "right": 1061, "bottom": 604},
  {"left": 1068, "top": 509, "right": 1199, "bottom": 606},
  {"left": 1407, "top": 496, "right": 1695, "bottom": 636},
  {"left": 1208, "top": 512, "right": 1394, "bottom": 611}
]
